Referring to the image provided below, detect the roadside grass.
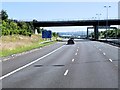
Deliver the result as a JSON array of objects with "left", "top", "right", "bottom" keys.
[
  {"left": 1, "top": 41, "right": 56, "bottom": 57},
  {"left": 0, "top": 35, "right": 57, "bottom": 57}
]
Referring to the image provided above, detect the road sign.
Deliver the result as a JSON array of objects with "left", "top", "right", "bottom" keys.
[
  {"left": 42, "top": 30, "right": 52, "bottom": 38},
  {"left": 47, "top": 30, "right": 52, "bottom": 38}
]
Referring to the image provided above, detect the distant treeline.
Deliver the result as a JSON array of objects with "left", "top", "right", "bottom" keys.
[
  {"left": 90, "top": 29, "right": 120, "bottom": 39},
  {"left": 0, "top": 10, "right": 58, "bottom": 37},
  {"left": 0, "top": 10, "right": 43, "bottom": 36}
]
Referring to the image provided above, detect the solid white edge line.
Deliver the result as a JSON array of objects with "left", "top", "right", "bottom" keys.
[
  {"left": 98, "top": 41, "right": 119, "bottom": 49},
  {"left": 0, "top": 45, "right": 64, "bottom": 80},
  {"left": 104, "top": 42, "right": 119, "bottom": 49},
  {"left": 109, "top": 59, "right": 113, "bottom": 62},
  {"left": 64, "top": 70, "right": 69, "bottom": 76},
  {"left": 72, "top": 59, "right": 75, "bottom": 62}
]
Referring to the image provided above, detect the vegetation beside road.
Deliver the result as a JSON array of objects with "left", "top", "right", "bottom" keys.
[
  {"left": 99, "top": 29, "right": 120, "bottom": 39},
  {"left": 0, "top": 10, "right": 60, "bottom": 57},
  {"left": 90, "top": 29, "right": 120, "bottom": 39},
  {"left": 1, "top": 10, "right": 45, "bottom": 36},
  {"left": 1, "top": 34, "right": 58, "bottom": 57}
]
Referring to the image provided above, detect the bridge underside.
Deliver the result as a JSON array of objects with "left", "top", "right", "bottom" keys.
[
  {"left": 29, "top": 19, "right": 120, "bottom": 40},
  {"left": 32, "top": 19, "right": 120, "bottom": 27}
]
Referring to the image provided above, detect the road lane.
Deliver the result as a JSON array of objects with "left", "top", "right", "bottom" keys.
[
  {"left": 65, "top": 41, "right": 118, "bottom": 88},
  {"left": 2, "top": 42, "right": 79, "bottom": 88},
  {"left": 91, "top": 41, "right": 119, "bottom": 66},
  {"left": 2, "top": 40, "right": 118, "bottom": 88},
  {"left": 2, "top": 42, "right": 65, "bottom": 76}
]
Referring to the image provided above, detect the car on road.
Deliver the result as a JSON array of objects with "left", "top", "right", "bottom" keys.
[{"left": 67, "top": 38, "right": 75, "bottom": 44}]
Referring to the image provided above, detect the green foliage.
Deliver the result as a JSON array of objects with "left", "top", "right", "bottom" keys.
[
  {"left": 10, "top": 21, "right": 18, "bottom": 30},
  {"left": 99, "top": 29, "right": 120, "bottom": 39},
  {"left": 52, "top": 32, "right": 56, "bottom": 37},
  {"left": 1, "top": 10, "right": 8, "bottom": 20},
  {"left": 117, "top": 29, "right": 120, "bottom": 38},
  {"left": 1, "top": 10, "right": 38, "bottom": 36},
  {"left": 2, "top": 19, "right": 33, "bottom": 36},
  {"left": 2, "top": 29, "right": 9, "bottom": 35},
  {"left": 89, "top": 29, "right": 120, "bottom": 39},
  {"left": 1, "top": 10, "right": 51, "bottom": 36},
  {"left": 52, "top": 32, "right": 59, "bottom": 37},
  {"left": 1, "top": 41, "right": 56, "bottom": 57},
  {"left": 52, "top": 32, "right": 59, "bottom": 40},
  {"left": 0, "top": 10, "right": 47, "bottom": 36}
]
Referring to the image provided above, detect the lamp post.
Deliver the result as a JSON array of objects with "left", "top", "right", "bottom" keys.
[
  {"left": 96, "top": 13, "right": 101, "bottom": 39},
  {"left": 104, "top": 5, "right": 111, "bottom": 40},
  {"left": 96, "top": 13, "right": 102, "bottom": 26}
]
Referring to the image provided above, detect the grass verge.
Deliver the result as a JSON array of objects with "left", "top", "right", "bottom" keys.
[{"left": 1, "top": 41, "right": 56, "bottom": 57}]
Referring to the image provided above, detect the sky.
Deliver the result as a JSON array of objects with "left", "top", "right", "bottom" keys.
[{"left": 2, "top": 2, "right": 119, "bottom": 32}]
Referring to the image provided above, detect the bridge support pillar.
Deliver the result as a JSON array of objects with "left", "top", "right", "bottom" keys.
[
  {"left": 35, "top": 29, "right": 38, "bottom": 34},
  {"left": 87, "top": 27, "right": 89, "bottom": 39},
  {"left": 94, "top": 25, "right": 99, "bottom": 40}
]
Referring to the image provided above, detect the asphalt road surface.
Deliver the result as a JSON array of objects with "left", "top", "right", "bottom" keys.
[{"left": 1, "top": 39, "right": 119, "bottom": 88}]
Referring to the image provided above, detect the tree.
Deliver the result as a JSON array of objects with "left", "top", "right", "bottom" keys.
[
  {"left": 27, "top": 22, "right": 34, "bottom": 33},
  {"left": 52, "top": 32, "right": 59, "bottom": 40},
  {"left": 37, "top": 27, "right": 41, "bottom": 33},
  {"left": 32, "top": 19, "right": 38, "bottom": 33},
  {"left": 1, "top": 10, "right": 36, "bottom": 36},
  {"left": 1, "top": 10, "right": 8, "bottom": 20},
  {"left": 52, "top": 32, "right": 56, "bottom": 37},
  {"left": 17, "top": 21, "right": 28, "bottom": 29},
  {"left": 117, "top": 29, "right": 120, "bottom": 38},
  {"left": 10, "top": 21, "right": 18, "bottom": 30},
  {"left": 0, "top": 19, "right": 2, "bottom": 36}
]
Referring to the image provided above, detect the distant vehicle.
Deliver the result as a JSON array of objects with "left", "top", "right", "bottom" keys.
[{"left": 67, "top": 38, "right": 75, "bottom": 44}]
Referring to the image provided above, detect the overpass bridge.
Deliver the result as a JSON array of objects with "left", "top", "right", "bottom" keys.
[{"left": 26, "top": 19, "right": 120, "bottom": 40}]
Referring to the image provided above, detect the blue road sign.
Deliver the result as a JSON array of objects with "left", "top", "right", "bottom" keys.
[
  {"left": 47, "top": 31, "right": 52, "bottom": 38},
  {"left": 42, "top": 30, "right": 52, "bottom": 38}
]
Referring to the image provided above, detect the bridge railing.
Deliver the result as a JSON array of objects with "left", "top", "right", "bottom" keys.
[
  {"left": 38, "top": 17, "right": 119, "bottom": 21},
  {"left": 24, "top": 17, "right": 119, "bottom": 22}
]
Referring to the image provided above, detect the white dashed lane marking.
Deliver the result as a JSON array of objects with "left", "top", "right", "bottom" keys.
[
  {"left": 72, "top": 59, "right": 75, "bottom": 62},
  {"left": 99, "top": 49, "right": 101, "bottom": 51},
  {"left": 103, "top": 53, "right": 106, "bottom": 55},
  {"left": 109, "top": 59, "right": 113, "bottom": 62},
  {"left": 64, "top": 70, "right": 69, "bottom": 76}
]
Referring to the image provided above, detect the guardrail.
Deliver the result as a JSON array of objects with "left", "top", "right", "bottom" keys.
[
  {"left": 90, "top": 38, "right": 120, "bottom": 47},
  {"left": 39, "top": 40, "right": 53, "bottom": 44}
]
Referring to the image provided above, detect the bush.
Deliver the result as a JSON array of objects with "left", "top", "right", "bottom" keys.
[
  {"left": 2, "top": 29, "right": 32, "bottom": 36},
  {"left": 13, "top": 29, "right": 19, "bottom": 35},
  {"left": 2, "top": 29, "right": 10, "bottom": 35}
]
